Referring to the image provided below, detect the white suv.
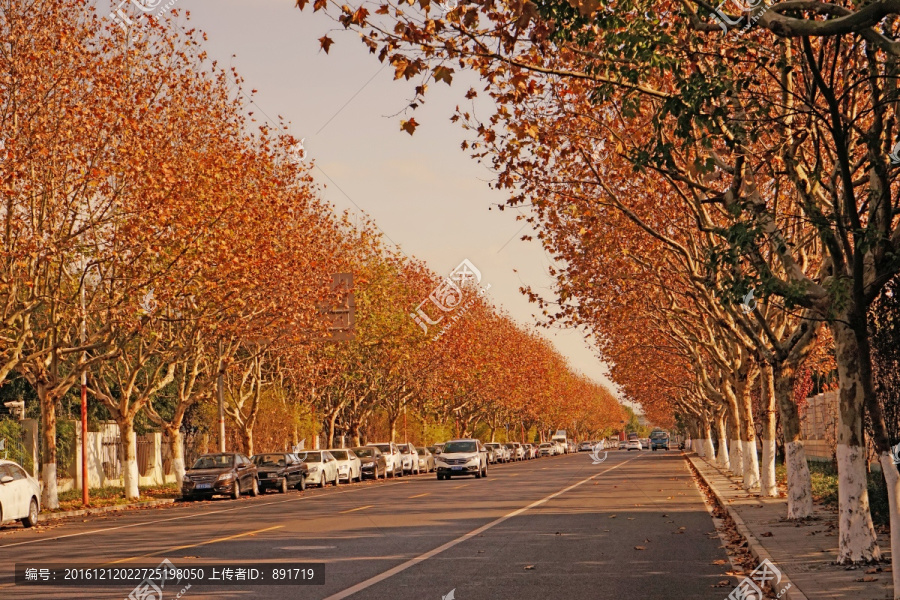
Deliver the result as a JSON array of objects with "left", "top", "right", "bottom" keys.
[
  {"left": 371, "top": 443, "right": 404, "bottom": 478},
  {"left": 435, "top": 439, "right": 488, "bottom": 480},
  {"left": 397, "top": 443, "right": 420, "bottom": 475}
]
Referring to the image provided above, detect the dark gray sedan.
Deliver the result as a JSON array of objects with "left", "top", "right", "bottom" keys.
[{"left": 251, "top": 453, "right": 308, "bottom": 493}]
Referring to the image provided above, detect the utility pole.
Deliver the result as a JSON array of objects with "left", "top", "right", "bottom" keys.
[
  {"left": 217, "top": 341, "right": 225, "bottom": 452},
  {"left": 80, "top": 280, "right": 89, "bottom": 507}
]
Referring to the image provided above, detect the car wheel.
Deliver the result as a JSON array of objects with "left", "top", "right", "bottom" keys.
[
  {"left": 232, "top": 481, "right": 241, "bottom": 500},
  {"left": 250, "top": 478, "right": 259, "bottom": 497},
  {"left": 318, "top": 474, "right": 325, "bottom": 488},
  {"left": 475, "top": 466, "right": 482, "bottom": 479},
  {"left": 482, "top": 464, "right": 488, "bottom": 478},
  {"left": 21, "top": 498, "right": 39, "bottom": 528},
  {"left": 297, "top": 477, "right": 306, "bottom": 491},
  {"left": 280, "top": 478, "right": 288, "bottom": 493},
  {"left": 333, "top": 472, "right": 339, "bottom": 486}
]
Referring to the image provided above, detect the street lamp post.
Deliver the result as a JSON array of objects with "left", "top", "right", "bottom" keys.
[{"left": 80, "top": 280, "right": 88, "bottom": 507}]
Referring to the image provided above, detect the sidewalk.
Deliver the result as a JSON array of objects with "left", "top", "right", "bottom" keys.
[
  {"left": 43, "top": 498, "right": 176, "bottom": 521},
  {"left": 688, "top": 453, "right": 893, "bottom": 600}
]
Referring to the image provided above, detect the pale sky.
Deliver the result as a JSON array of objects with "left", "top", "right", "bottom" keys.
[{"left": 161, "top": 0, "right": 620, "bottom": 397}]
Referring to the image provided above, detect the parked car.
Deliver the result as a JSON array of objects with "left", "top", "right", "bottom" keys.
[
  {"left": 353, "top": 446, "right": 387, "bottom": 480},
  {"left": 298, "top": 450, "right": 340, "bottom": 487},
  {"left": 640, "top": 438, "right": 651, "bottom": 450},
  {"left": 577, "top": 441, "right": 593, "bottom": 452},
  {"left": 182, "top": 452, "right": 259, "bottom": 500},
  {"left": 483, "top": 444, "right": 498, "bottom": 464},
  {"left": 566, "top": 441, "right": 576, "bottom": 454},
  {"left": 328, "top": 449, "right": 362, "bottom": 483},
  {"left": 397, "top": 443, "right": 421, "bottom": 475},
  {"left": 371, "top": 443, "right": 403, "bottom": 478},
  {"left": 485, "top": 443, "right": 505, "bottom": 463},
  {"left": 618, "top": 440, "right": 627, "bottom": 450},
  {"left": 504, "top": 443, "right": 519, "bottom": 461},
  {"left": 626, "top": 439, "right": 643, "bottom": 451},
  {"left": 251, "top": 452, "right": 307, "bottom": 493},
  {"left": 435, "top": 439, "right": 489, "bottom": 480},
  {"left": 511, "top": 442, "right": 526, "bottom": 461},
  {"left": 416, "top": 447, "right": 436, "bottom": 473},
  {"left": 427, "top": 444, "right": 442, "bottom": 456},
  {"left": 538, "top": 442, "right": 555, "bottom": 457},
  {"left": 0, "top": 459, "right": 40, "bottom": 528}
]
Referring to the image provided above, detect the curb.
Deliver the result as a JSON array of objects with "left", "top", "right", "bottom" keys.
[
  {"left": 687, "top": 454, "right": 809, "bottom": 600},
  {"left": 43, "top": 499, "right": 176, "bottom": 521}
]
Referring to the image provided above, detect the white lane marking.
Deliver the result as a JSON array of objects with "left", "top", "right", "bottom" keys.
[
  {"left": 323, "top": 455, "right": 642, "bottom": 600},
  {"left": 0, "top": 479, "right": 408, "bottom": 550}
]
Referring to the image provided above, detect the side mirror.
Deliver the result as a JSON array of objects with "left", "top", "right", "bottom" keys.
[{"left": 0, "top": 475, "right": 13, "bottom": 484}]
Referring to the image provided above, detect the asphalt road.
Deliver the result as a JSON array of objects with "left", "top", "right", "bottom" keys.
[{"left": 0, "top": 450, "right": 737, "bottom": 600}]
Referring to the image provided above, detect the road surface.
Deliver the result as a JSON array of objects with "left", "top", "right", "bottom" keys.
[{"left": 0, "top": 450, "right": 737, "bottom": 599}]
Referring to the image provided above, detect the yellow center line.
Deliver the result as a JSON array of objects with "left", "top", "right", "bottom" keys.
[
  {"left": 408, "top": 493, "right": 430, "bottom": 498},
  {"left": 340, "top": 505, "right": 374, "bottom": 514},
  {"left": 109, "top": 525, "right": 284, "bottom": 564},
  {"left": 452, "top": 484, "right": 470, "bottom": 489}
]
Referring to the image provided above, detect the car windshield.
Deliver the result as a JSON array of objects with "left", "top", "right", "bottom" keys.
[
  {"left": 397, "top": 444, "right": 410, "bottom": 452},
  {"left": 539, "top": 443, "right": 551, "bottom": 447},
  {"left": 353, "top": 447, "right": 375, "bottom": 458},
  {"left": 300, "top": 451, "right": 324, "bottom": 463},
  {"left": 191, "top": 455, "right": 234, "bottom": 469},
  {"left": 651, "top": 432, "right": 668, "bottom": 439},
  {"left": 416, "top": 448, "right": 427, "bottom": 455},
  {"left": 372, "top": 444, "right": 391, "bottom": 453},
  {"left": 443, "top": 441, "right": 477, "bottom": 453},
  {"left": 252, "top": 454, "right": 286, "bottom": 467},
  {"left": 330, "top": 450, "right": 349, "bottom": 460}
]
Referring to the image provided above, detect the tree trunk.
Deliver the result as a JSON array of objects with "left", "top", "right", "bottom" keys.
[
  {"left": 327, "top": 411, "right": 339, "bottom": 448},
  {"left": 38, "top": 383, "right": 59, "bottom": 509},
  {"left": 726, "top": 407, "right": 743, "bottom": 476},
  {"left": 120, "top": 418, "right": 140, "bottom": 501},
  {"left": 702, "top": 419, "right": 715, "bottom": 460},
  {"left": 760, "top": 364, "right": 778, "bottom": 497},
  {"left": 388, "top": 414, "right": 398, "bottom": 443},
  {"left": 830, "top": 319, "right": 880, "bottom": 563},
  {"left": 240, "top": 427, "right": 254, "bottom": 458},
  {"left": 348, "top": 421, "right": 361, "bottom": 447},
  {"left": 773, "top": 362, "right": 813, "bottom": 518},
  {"left": 715, "top": 410, "right": 730, "bottom": 470},
  {"left": 737, "top": 387, "right": 761, "bottom": 491},
  {"left": 489, "top": 426, "right": 496, "bottom": 442},
  {"left": 167, "top": 426, "right": 186, "bottom": 487}
]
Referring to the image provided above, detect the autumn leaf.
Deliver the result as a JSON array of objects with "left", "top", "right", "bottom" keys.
[
  {"left": 433, "top": 65, "right": 454, "bottom": 85},
  {"left": 319, "top": 36, "right": 334, "bottom": 53},
  {"left": 400, "top": 118, "right": 419, "bottom": 135}
]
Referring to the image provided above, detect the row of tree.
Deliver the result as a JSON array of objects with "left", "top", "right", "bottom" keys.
[
  {"left": 0, "top": 0, "right": 624, "bottom": 512},
  {"left": 296, "top": 0, "right": 900, "bottom": 594}
]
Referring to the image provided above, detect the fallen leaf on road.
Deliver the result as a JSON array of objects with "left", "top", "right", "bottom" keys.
[
  {"left": 712, "top": 559, "right": 727, "bottom": 565},
  {"left": 714, "top": 580, "right": 732, "bottom": 587},
  {"left": 661, "top": 514, "right": 668, "bottom": 517},
  {"left": 524, "top": 565, "right": 535, "bottom": 570},
  {"left": 634, "top": 546, "right": 646, "bottom": 550},
  {"left": 679, "top": 527, "right": 686, "bottom": 530},
  {"left": 627, "top": 517, "right": 635, "bottom": 520},
  {"left": 760, "top": 532, "right": 773, "bottom": 537},
  {"left": 609, "top": 514, "right": 617, "bottom": 518},
  {"left": 865, "top": 567, "right": 882, "bottom": 574},
  {"left": 855, "top": 576, "right": 878, "bottom": 582}
]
